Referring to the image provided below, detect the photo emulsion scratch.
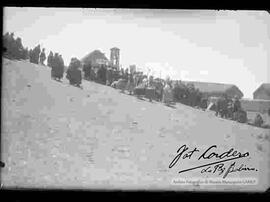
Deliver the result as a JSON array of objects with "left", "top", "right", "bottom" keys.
[{"left": 1, "top": 8, "right": 270, "bottom": 192}]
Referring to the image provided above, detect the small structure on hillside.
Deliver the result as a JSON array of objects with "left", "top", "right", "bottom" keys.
[{"left": 253, "top": 83, "right": 270, "bottom": 100}]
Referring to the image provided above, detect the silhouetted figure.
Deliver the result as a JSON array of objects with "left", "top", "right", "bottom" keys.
[
  {"left": 39, "top": 48, "right": 46, "bottom": 65},
  {"left": 97, "top": 65, "right": 107, "bottom": 85},
  {"left": 59, "top": 54, "right": 65, "bottom": 70},
  {"left": 254, "top": 114, "right": 263, "bottom": 127},
  {"left": 83, "top": 63, "right": 92, "bottom": 80},
  {"left": 29, "top": 49, "right": 34, "bottom": 63},
  {"left": 29, "top": 44, "right": 41, "bottom": 64},
  {"left": 162, "top": 77, "right": 174, "bottom": 105},
  {"left": 215, "top": 94, "right": 230, "bottom": 118},
  {"left": 31, "top": 44, "right": 41, "bottom": 64},
  {"left": 123, "top": 68, "right": 129, "bottom": 80},
  {"left": 14, "top": 37, "right": 24, "bottom": 59},
  {"left": 200, "top": 98, "right": 208, "bottom": 110},
  {"left": 51, "top": 53, "right": 58, "bottom": 79},
  {"left": 90, "top": 68, "right": 96, "bottom": 81},
  {"left": 126, "top": 72, "right": 135, "bottom": 95},
  {"left": 233, "top": 95, "right": 241, "bottom": 113},
  {"left": 51, "top": 53, "right": 64, "bottom": 81},
  {"left": 47, "top": 51, "right": 53, "bottom": 67},
  {"left": 106, "top": 67, "right": 114, "bottom": 86},
  {"left": 66, "top": 57, "right": 82, "bottom": 87}
]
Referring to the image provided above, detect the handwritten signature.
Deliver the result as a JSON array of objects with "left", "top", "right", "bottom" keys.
[{"left": 169, "top": 145, "right": 258, "bottom": 178}]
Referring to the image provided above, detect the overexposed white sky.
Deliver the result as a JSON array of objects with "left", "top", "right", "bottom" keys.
[{"left": 3, "top": 8, "right": 270, "bottom": 98}]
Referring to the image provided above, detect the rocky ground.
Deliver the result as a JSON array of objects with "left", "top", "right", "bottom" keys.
[{"left": 1, "top": 58, "right": 270, "bottom": 191}]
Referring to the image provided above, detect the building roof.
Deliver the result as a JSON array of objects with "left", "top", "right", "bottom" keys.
[
  {"left": 81, "top": 50, "right": 109, "bottom": 65},
  {"left": 181, "top": 81, "right": 244, "bottom": 97},
  {"left": 254, "top": 83, "right": 270, "bottom": 95},
  {"left": 182, "top": 81, "right": 233, "bottom": 92},
  {"left": 110, "top": 47, "right": 120, "bottom": 50}
]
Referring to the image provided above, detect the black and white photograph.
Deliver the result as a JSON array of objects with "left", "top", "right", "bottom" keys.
[{"left": 1, "top": 8, "right": 270, "bottom": 192}]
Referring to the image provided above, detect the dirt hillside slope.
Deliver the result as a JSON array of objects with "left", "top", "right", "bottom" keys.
[{"left": 1, "top": 58, "right": 270, "bottom": 191}]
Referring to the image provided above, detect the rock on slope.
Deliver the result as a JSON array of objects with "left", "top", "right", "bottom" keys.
[{"left": 1, "top": 58, "right": 270, "bottom": 191}]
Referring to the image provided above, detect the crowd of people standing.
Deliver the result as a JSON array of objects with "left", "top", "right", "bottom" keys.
[
  {"left": 81, "top": 62, "right": 203, "bottom": 107},
  {"left": 1, "top": 32, "right": 241, "bottom": 115},
  {"left": 4, "top": 32, "right": 268, "bottom": 128},
  {"left": 3, "top": 32, "right": 29, "bottom": 60},
  {"left": 3, "top": 32, "right": 48, "bottom": 66},
  {"left": 47, "top": 52, "right": 65, "bottom": 81}
]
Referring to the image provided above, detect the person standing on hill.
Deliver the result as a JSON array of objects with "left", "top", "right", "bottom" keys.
[
  {"left": 90, "top": 67, "right": 96, "bottom": 81},
  {"left": 39, "top": 48, "right": 46, "bottom": 65},
  {"left": 233, "top": 95, "right": 241, "bottom": 113},
  {"left": 57, "top": 54, "right": 65, "bottom": 81},
  {"left": 29, "top": 49, "right": 33, "bottom": 63},
  {"left": 97, "top": 65, "right": 107, "bottom": 85},
  {"left": 124, "top": 68, "right": 129, "bottom": 80},
  {"left": 59, "top": 54, "right": 64, "bottom": 69},
  {"left": 51, "top": 53, "right": 64, "bottom": 81},
  {"left": 254, "top": 114, "right": 263, "bottom": 127},
  {"left": 145, "top": 75, "right": 155, "bottom": 102},
  {"left": 51, "top": 53, "right": 58, "bottom": 79},
  {"left": 32, "top": 44, "right": 41, "bottom": 64},
  {"left": 106, "top": 67, "right": 113, "bottom": 86},
  {"left": 47, "top": 51, "right": 53, "bottom": 67},
  {"left": 162, "top": 77, "right": 173, "bottom": 105},
  {"left": 14, "top": 37, "right": 24, "bottom": 59},
  {"left": 127, "top": 72, "right": 135, "bottom": 95},
  {"left": 82, "top": 63, "right": 88, "bottom": 80},
  {"left": 66, "top": 57, "right": 82, "bottom": 87},
  {"left": 83, "top": 63, "right": 92, "bottom": 80}
]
